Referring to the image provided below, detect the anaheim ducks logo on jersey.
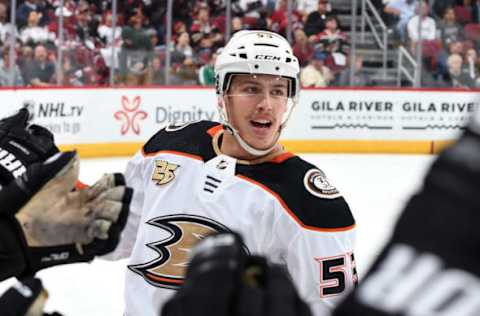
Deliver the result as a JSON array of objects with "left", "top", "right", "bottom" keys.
[
  {"left": 128, "top": 214, "right": 230, "bottom": 289},
  {"left": 304, "top": 169, "right": 341, "bottom": 199},
  {"left": 152, "top": 160, "right": 179, "bottom": 185}
]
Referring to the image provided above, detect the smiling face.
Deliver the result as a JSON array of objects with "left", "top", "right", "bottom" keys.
[
  {"left": 221, "top": 74, "right": 289, "bottom": 159},
  {"left": 177, "top": 32, "right": 190, "bottom": 46}
]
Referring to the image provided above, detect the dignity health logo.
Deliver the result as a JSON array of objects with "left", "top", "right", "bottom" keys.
[{"left": 114, "top": 96, "right": 148, "bottom": 135}]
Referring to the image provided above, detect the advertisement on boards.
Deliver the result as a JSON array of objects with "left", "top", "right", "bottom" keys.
[
  {"left": 283, "top": 89, "right": 478, "bottom": 140},
  {"left": 0, "top": 87, "right": 477, "bottom": 147}
]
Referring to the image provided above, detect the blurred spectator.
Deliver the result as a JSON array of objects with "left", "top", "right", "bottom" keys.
[
  {"left": 0, "top": 3, "right": 18, "bottom": 45},
  {"left": 73, "top": 2, "right": 99, "bottom": 50},
  {"left": 300, "top": 50, "right": 334, "bottom": 87},
  {"left": 53, "top": 47, "right": 106, "bottom": 86},
  {"left": 120, "top": 13, "right": 154, "bottom": 85},
  {"left": 140, "top": 0, "right": 165, "bottom": 40},
  {"left": 231, "top": 16, "right": 245, "bottom": 35},
  {"left": 437, "top": 6, "right": 463, "bottom": 49},
  {"left": 336, "top": 55, "right": 374, "bottom": 87},
  {"left": 304, "top": 0, "right": 331, "bottom": 37},
  {"left": 98, "top": 11, "right": 122, "bottom": 70},
  {"left": 170, "top": 57, "right": 198, "bottom": 85},
  {"left": 454, "top": 0, "right": 473, "bottom": 24},
  {"left": 298, "top": 0, "right": 330, "bottom": 17},
  {"left": 292, "top": 28, "right": 314, "bottom": 67},
  {"left": 18, "top": 45, "right": 33, "bottom": 80},
  {"left": 16, "top": 0, "right": 49, "bottom": 29},
  {"left": 198, "top": 48, "right": 219, "bottom": 86},
  {"left": 19, "top": 11, "right": 55, "bottom": 45},
  {"left": 151, "top": 55, "right": 164, "bottom": 85},
  {"left": 445, "top": 53, "right": 476, "bottom": 87},
  {"left": 54, "top": 53, "right": 83, "bottom": 86},
  {"left": 191, "top": 4, "right": 224, "bottom": 53},
  {"left": 23, "top": 44, "right": 55, "bottom": 86},
  {"left": 91, "top": 52, "right": 109, "bottom": 85},
  {"left": 171, "top": 0, "right": 195, "bottom": 32},
  {"left": 235, "top": 0, "right": 268, "bottom": 19},
  {"left": 464, "top": 47, "right": 480, "bottom": 85},
  {"left": 312, "top": 15, "right": 349, "bottom": 72},
  {"left": 407, "top": 1, "right": 440, "bottom": 59},
  {"left": 432, "top": 0, "right": 457, "bottom": 19},
  {"left": 472, "top": 0, "right": 480, "bottom": 23},
  {"left": 0, "top": 47, "right": 24, "bottom": 86},
  {"left": 384, "top": 0, "right": 416, "bottom": 42},
  {"left": 437, "top": 39, "right": 466, "bottom": 77},
  {"left": 175, "top": 31, "right": 193, "bottom": 60},
  {"left": 173, "top": 20, "right": 188, "bottom": 42},
  {"left": 191, "top": 5, "right": 222, "bottom": 46},
  {"left": 150, "top": 32, "right": 162, "bottom": 52},
  {"left": 197, "top": 32, "right": 222, "bottom": 58},
  {"left": 270, "top": 0, "right": 303, "bottom": 36},
  {"left": 196, "top": 48, "right": 213, "bottom": 66},
  {"left": 47, "top": 5, "right": 80, "bottom": 50}
]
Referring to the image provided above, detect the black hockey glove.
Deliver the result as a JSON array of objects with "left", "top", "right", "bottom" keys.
[
  {"left": 0, "top": 277, "right": 64, "bottom": 316},
  {"left": 333, "top": 105, "right": 480, "bottom": 316},
  {"left": 161, "top": 232, "right": 312, "bottom": 316},
  {"left": 0, "top": 108, "right": 58, "bottom": 187},
  {"left": 0, "top": 151, "right": 133, "bottom": 277}
]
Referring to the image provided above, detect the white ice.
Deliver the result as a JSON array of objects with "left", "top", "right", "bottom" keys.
[{"left": 0, "top": 153, "right": 436, "bottom": 315}]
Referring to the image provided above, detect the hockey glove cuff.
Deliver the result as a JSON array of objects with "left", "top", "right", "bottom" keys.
[{"left": 0, "top": 108, "right": 59, "bottom": 188}]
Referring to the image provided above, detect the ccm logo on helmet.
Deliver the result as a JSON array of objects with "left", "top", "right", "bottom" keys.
[{"left": 255, "top": 54, "right": 281, "bottom": 61}]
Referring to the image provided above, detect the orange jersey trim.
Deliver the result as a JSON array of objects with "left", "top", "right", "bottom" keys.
[
  {"left": 237, "top": 174, "right": 355, "bottom": 232},
  {"left": 145, "top": 273, "right": 184, "bottom": 284},
  {"left": 207, "top": 124, "right": 223, "bottom": 137},
  {"left": 141, "top": 149, "right": 203, "bottom": 161},
  {"left": 269, "top": 152, "right": 295, "bottom": 164}
]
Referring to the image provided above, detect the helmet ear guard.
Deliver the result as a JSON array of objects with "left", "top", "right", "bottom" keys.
[{"left": 214, "top": 30, "right": 301, "bottom": 157}]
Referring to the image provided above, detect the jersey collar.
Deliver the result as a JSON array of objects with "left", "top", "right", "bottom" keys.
[{"left": 207, "top": 124, "right": 294, "bottom": 165}]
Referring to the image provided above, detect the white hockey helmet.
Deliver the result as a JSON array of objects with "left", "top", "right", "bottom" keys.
[{"left": 214, "top": 30, "right": 300, "bottom": 156}]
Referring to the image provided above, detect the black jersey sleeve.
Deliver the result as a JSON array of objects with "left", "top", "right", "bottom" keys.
[
  {"left": 142, "top": 121, "right": 220, "bottom": 160},
  {"left": 238, "top": 156, "right": 355, "bottom": 231}
]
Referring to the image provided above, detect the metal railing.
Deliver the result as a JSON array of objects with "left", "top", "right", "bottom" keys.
[
  {"left": 397, "top": 46, "right": 418, "bottom": 87},
  {"left": 360, "top": 0, "right": 388, "bottom": 79}
]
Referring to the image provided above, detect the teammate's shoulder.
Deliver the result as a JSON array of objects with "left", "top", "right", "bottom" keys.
[
  {"left": 142, "top": 120, "right": 220, "bottom": 156},
  {"left": 242, "top": 155, "right": 355, "bottom": 231}
]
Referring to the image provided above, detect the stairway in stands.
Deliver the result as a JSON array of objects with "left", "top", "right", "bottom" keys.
[{"left": 333, "top": 0, "right": 398, "bottom": 86}]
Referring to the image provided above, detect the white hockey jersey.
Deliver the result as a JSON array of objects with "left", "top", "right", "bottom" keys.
[{"left": 109, "top": 121, "right": 357, "bottom": 316}]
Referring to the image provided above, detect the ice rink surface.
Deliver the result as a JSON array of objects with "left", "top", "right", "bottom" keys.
[{"left": 0, "top": 153, "right": 436, "bottom": 315}]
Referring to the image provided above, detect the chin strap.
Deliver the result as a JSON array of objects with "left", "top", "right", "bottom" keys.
[
  {"left": 223, "top": 124, "right": 279, "bottom": 157},
  {"left": 218, "top": 97, "right": 280, "bottom": 157}
]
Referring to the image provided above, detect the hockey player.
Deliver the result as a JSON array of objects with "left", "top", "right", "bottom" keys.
[
  {"left": 332, "top": 106, "right": 480, "bottom": 314},
  {"left": 0, "top": 109, "right": 133, "bottom": 281},
  {"left": 108, "top": 30, "right": 357, "bottom": 316}
]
